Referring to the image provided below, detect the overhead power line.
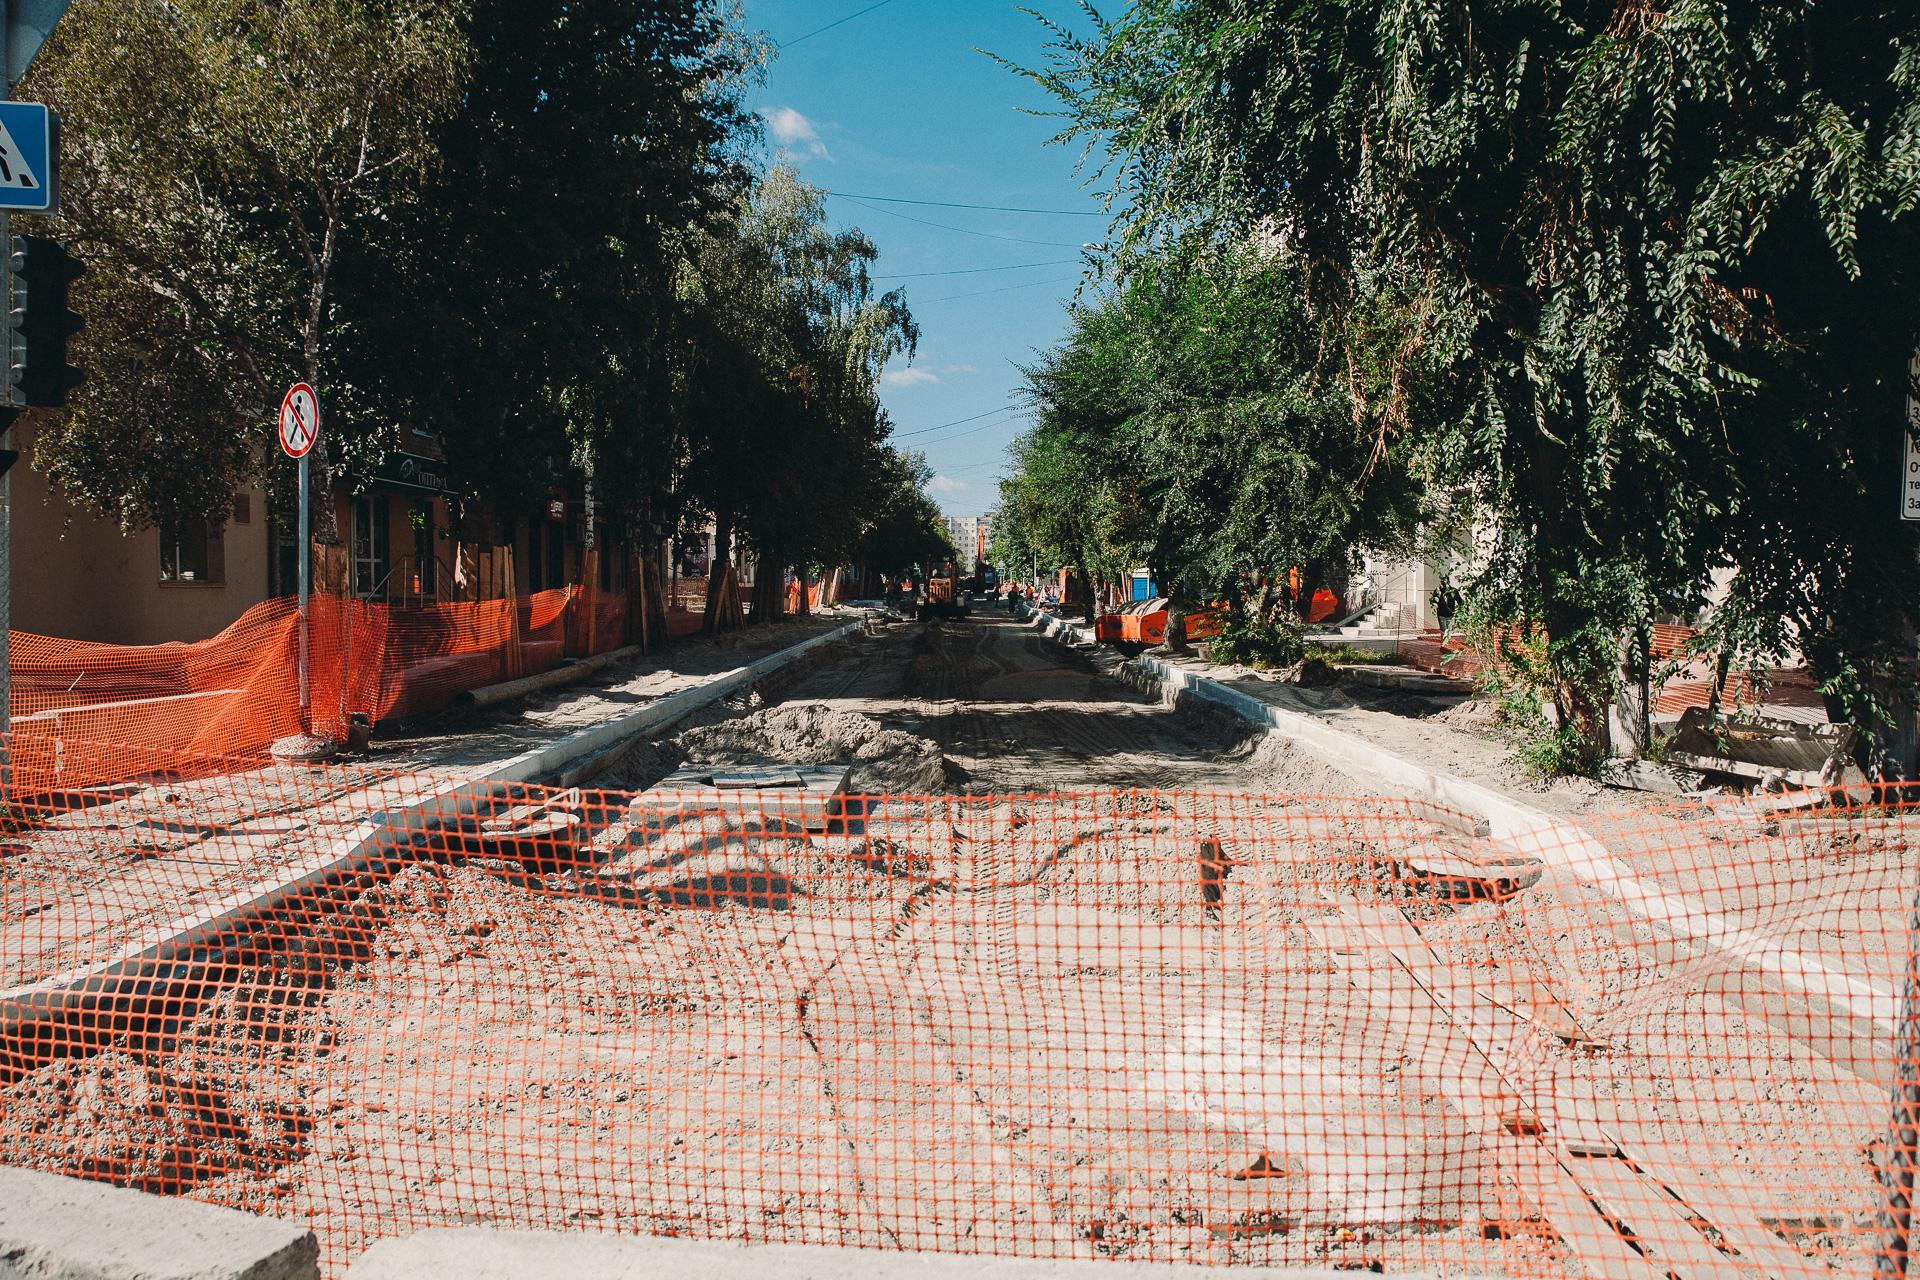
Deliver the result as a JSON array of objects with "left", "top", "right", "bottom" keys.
[
  {"left": 871, "top": 258, "right": 1079, "bottom": 280},
  {"left": 892, "top": 404, "right": 1018, "bottom": 439},
  {"left": 913, "top": 275, "right": 1082, "bottom": 304},
  {"left": 827, "top": 190, "right": 1105, "bottom": 217},
  {"left": 836, "top": 195, "right": 1089, "bottom": 249},
  {"left": 915, "top": 416, "right": 1027, "bottom": 445},
  {"left": 778, "top": 0, "right": 900, "bottom": 48}
]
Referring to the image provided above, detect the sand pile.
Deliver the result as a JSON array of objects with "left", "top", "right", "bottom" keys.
[
  {"left": 1235, "top": 733, "right": 1398, "bottom": 797},
  {"left": 606, "top": 704, "right": 949, "bottom": 795}
]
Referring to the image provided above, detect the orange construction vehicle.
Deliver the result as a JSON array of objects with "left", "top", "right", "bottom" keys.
[
  {"left": 1094, "top": 598, "right": 1170, "bottom": 649},
  {"left": 921, "top": 561, "right": 966, "bottom": 621},
  {"left": 1094, "top": 599, "right": 1230, "bottom": 650}
]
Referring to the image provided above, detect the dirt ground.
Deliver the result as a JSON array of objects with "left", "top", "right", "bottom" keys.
[
  {"left": 0, "top": 616, "right": 851, "bottom": 991},
  {"left": 0, "top": 610, "right": 1904, "bottom": 1276}
]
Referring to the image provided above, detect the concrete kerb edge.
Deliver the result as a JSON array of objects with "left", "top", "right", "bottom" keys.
[
  {"left": 345, "top": 1228, "right": 1472, "bottom": 1280},
  {"left": 0, "top": 620, "right": 866, "bottom": 1059},
  {"left": 0, "top": 1164, "right": 321, "bottom": 1280},
  {"left": 1015, "top": 603, "right": 1897, "bottom": 1029}
]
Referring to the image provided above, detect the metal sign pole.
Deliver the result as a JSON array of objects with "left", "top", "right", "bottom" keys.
[{"left": 297, "top": 449, "right": 309, "bottom": 728}]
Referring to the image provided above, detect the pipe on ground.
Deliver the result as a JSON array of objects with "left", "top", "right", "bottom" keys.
[{"left": 455, "top": 645, "right": 642, "bottom": 711}]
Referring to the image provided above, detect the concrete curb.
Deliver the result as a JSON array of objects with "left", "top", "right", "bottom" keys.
[
  {"left": 0, "top": 621, "right": 865, "bottom": 1068},
  {"left": 344, "top": 1229, "right": 1468, "bottom": 1280},
  {"left": 1017, "top": 605, "right": 1895, "bottom": 1030},
  {"left": 0, "top": 1165, "right": 318, "bottom": 1279}
]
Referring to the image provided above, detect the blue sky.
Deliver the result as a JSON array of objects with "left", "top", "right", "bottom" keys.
[{"left": 738, "top": 0, "right": 1105, "bottom": 518}]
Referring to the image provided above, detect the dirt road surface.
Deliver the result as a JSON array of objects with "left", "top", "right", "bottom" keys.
[{"left": 0, "top": 607, "right": 1898, "bottom": 1277}]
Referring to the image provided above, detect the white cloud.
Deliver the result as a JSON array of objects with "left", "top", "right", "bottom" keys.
[
  {"left": 940, "top": 363, "right": 977, "bottom": 375},
  {"left": 929, "top": 474, "right": 971, "bottom": 494},
  {"left": 760, "top": 106, "right": 831, "bottom": 161},
  {"left": 882, "top": 367, "right": 939, "bottom": 388}
]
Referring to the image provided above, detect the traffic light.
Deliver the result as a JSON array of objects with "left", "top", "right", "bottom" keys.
[{"left": 5, "top": 234, "right": 83, "bottom": 408}]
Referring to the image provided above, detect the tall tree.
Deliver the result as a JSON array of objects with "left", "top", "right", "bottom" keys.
[
  {"left": 340, "top": 0, "right": 756, "bottom": 550},
  {"left": 1023, "top": 2, "right": 1920, "bottom": 773},
  {"left": 1003, "top": 249, "right": 1431, "bottom": 630},
  {"left": 27, "top": 0, "right": 469, "bottom": 536},
  {"left": 678, "top": 167, "right": 916, "bottom": 629}
]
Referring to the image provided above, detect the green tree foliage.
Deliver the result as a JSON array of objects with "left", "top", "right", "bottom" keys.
[
  {"left": 853, "top": 448, "right": 953, "bottom": 582},
  {"left": 1021, "top": 2, "right": 1920, "bottom": 773},
  {"left": 677, "top": 167, "right": 917, "bottom": 624},
  {"left": 340, "top": 0, "right": 755, "bottom": 546},
  {"left": 999, "top": 248, "right": 1428, "bottom": 630},
  {"left": 27, "top": 0, "right": 470, "bottom": 535}
]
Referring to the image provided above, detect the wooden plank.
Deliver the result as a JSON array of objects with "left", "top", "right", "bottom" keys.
[
  {"left": 1571, "top": 1153, "right": 1750, "bottom": 1280},
  {"left": 1604, "top": 1144, "right": 1811, "bottom": 1280},
  {"left": 1396, "top": 839, "right": 1545, "bottom": 900},
  {"left": 1481, "top": 1134, "right": 1671, "bottom": 1280},
  {"left": 1546, "top": 1084, "right": 1812, "bottom": 1279}
]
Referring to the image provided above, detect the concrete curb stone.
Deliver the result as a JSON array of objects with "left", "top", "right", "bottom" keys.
[
  {"left": 344, "top": 1229, "right": 1470, "bottom": 1280},
  {"left": 0, "top": 1166, "right": 317, "bottom": 1280}
]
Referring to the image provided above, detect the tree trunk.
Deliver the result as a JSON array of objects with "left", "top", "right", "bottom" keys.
[
  {"left": 1611, "top": 623, "right": 1653, "bottom": 758},
  {"left": 753, "top": 546, "right": 785, "bottom": 625},
  {"left": 794, "top": 565, "right": 812, "bottom": 618}
]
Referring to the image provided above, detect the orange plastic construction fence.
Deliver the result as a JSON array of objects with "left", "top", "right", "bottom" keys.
[
  {"left": 0, "top": 744, "right": 1913, "bottom": 1277},
  {"left": 8, "top": 587, "right": 618, "bottom": 796}
]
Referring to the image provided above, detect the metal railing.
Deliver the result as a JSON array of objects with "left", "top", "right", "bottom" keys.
[
  {"left": 1337, "top": 564, "right": 1426, "bottom": 635},
  {"left": 367, "top": 553, "right": 456, "bottom": 607}
]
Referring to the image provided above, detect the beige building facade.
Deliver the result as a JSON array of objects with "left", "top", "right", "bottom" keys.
[{"left": 11, "top": 418, "right": 273, "bottom": 644}]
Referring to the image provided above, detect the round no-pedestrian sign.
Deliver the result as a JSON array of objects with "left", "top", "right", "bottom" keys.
[{"left": 279, "top": 383, "right": 319, "bottom": 458}]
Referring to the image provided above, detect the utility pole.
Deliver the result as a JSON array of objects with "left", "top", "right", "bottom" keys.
[{"left": 0, "top": 0, "right": 77, "bottom": 786}]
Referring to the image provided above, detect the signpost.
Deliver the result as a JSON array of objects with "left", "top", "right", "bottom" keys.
[
  {"left": 279, "top": 383, "right": 318, "bottom": 729},
  {"left": 1904, "top": 351, "right": 1920, "bottom": 522},
  {"left": 0, "top": 0, "right": 77, "bottom": 784}
]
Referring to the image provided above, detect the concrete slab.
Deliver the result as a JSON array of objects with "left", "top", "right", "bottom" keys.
[
  {"left": 0, "top": 1165, "right": 318, "bottom": 1279},
  {"left": 343, "top": 1229, "right": 1470, "bottom": 1279},
  {"left": 632, "top": 762, "right": 851, "bottom": 831}
]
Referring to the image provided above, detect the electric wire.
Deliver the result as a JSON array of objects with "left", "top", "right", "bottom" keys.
[{"left": 778, "top": 0, "right": 900, "bottom": 49}]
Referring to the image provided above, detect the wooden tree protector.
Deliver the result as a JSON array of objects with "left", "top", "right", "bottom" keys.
[
  {"left": 501, "top": 547, "right": 523, "bottom": 679},
  {"left": 452, "top": 541, "right": 480, "bottom": 602},
  {"left": 646, "top": 551, "right": 669, "bottom": 644},
  {"left": 1304, "top": 902, "right": 1797, "bottom": 1280},
  {"left": 637, "top": 548, "right": 660, "bottom": 652},
  {"left": 577, "top": 549, "right": 601, "bottom": 656}
]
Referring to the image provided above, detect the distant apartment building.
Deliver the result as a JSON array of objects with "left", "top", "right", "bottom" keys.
[{"left": 943, "top": 513, "right": 990, "bottom": 566}]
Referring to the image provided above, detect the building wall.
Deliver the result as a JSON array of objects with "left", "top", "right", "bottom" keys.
[
  {"left": 12, "top": 422, "right": 271, "bottom": 644},
  {"left": 943, "top": 514, "right": 991, "bottom": 564}
]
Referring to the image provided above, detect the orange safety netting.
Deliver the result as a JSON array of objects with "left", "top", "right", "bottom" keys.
[
  {"left": 0, "top": 744, "right": 1914, "bottom": 1277},
  {"left": 8, "top": 587, "right": 621, "bottom": 796}
]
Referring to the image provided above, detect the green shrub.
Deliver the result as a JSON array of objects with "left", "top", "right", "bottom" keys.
[
  {"left": 1463, "top": 621, "right": 1607, "bottom": 779},
  {"left": 1303, "top": 642, "right": 1395, "bottom": 665},
  {"left": 1209, "top": 610, "right": 1305, "bottom": 669}
]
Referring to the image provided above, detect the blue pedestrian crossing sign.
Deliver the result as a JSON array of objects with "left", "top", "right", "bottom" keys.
[{"left": 0, "top": 104, "right": 55, "bottom": 212}]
